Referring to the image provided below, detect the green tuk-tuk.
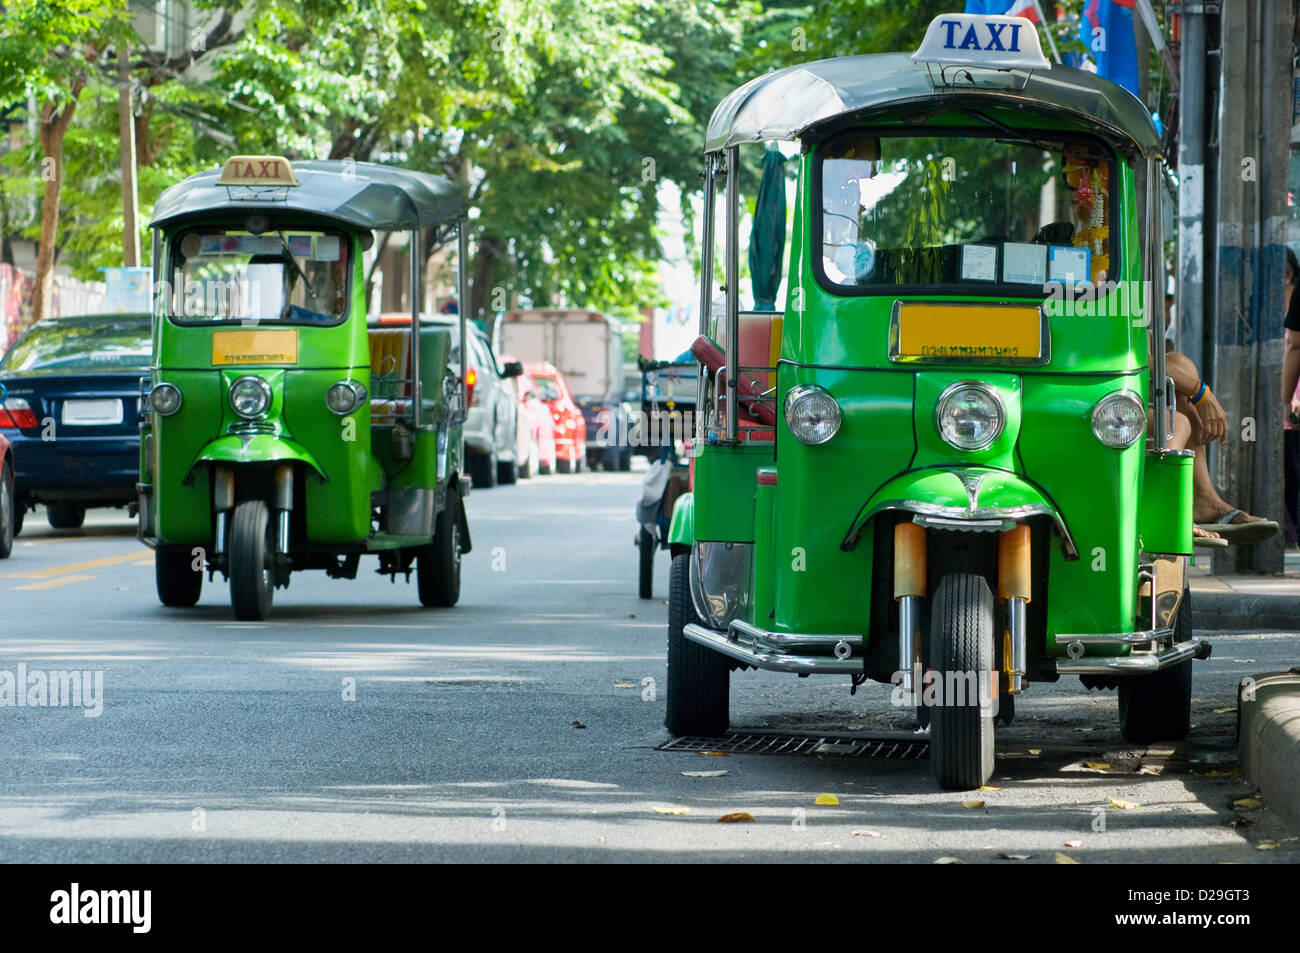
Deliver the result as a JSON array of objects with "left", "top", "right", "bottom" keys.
[
  {"left": 139, "top": 155, "right": 473, "bottom": 620},
  {"left": 665, "top": 13, "right": 1210, "bottom": 789}
]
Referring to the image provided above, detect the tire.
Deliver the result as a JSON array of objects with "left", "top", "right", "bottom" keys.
[
  {"left": 468, "top": 447, "right": 498, "bottom": 488},
  {"left": 47, "top": 502, "right": 86, "bottom": 530},
  {"left": 0, "top": 461, "right": 13, "bottom": 559},
  {"left": 665, "top": 553, "right": 729, "bottom": 736},
  {"left": 229, "top": 499, "right": 274, "bottom": 620},
  {"left": 638, "top": 527, "right": 655, "bottom": 599},
  {"left": 619, "top": 447, "right": 632, "bottom": 471},
  {"left": 155, "top": 545, "right": 202, "bottom": 607},
  {"left": 520, "top": 438, "right": 535, "bottom": 480},
  {"left": 12, "top": 501, "right": 23, "bottom": 537},
  {"left": 497, "top": 455, "right": 519, "bottom": 485},
  {"left": 418, "top": 485, "right": 462, "bottom": 607},
  {"left": 1118, "top": 588, "right": 1193, "bottom": 744},
  {"left": 927, "top": 572, "right": 996, "bottom": 790},
  {"left": 556, "top": 453, "right": 573, "bottom": 474}
]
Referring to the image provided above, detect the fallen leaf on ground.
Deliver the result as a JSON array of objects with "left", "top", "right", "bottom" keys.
[
  {"left": 701, "top": 751, "right": 729, "bottom": 757},
  {"left": 1084, "top": 762, "right": 1110, "bottom": 770},
  {"left": 979, "top": 785, "right": 1002, "bottom": 791},
  {"left": 1207, "top": 768, "right": 1240, "bottom": 777},
  {"left": 717, "top": 812, "right": 754, "bottom": 823},
  {"left": 998, "top": 853, "right": 1032, "bottom": 861},
  {"left": 1028, "top": 748, "right": 1043, "bottom": 756},
  {"left": 1213, "top": 706, "right": 1236, "bottom": 714},
  {"left": 613, "top": 683, "right": 635, "bottom": 689},
  {"left": 1233, "top": 797, "right": 1262, "bottom": 810},
  {"left": 571, "top": 721, "right": 587, "bottom": 729},
  {"left": 853, "top": 830, "right": 884, "bottom": 838},
  {"left": 934, "top": 856, "right": 963, "bottom": 864},
  {"left": 681, "top": 770, "right": 727, "bottom": 778},
  {"left": 1055, "top": 852, "right": 1080, "bottom": 864},
  {"left": 962, "top": 800, "right": 986, "bottom": 809},
  {"left": 1256, "top": 841, "right": 1280, "bottom": 850},
  {"left": 1110, "top": 798, "right": 1140, "bottom": 810},
  {"left": 814, "top": 793, "right": 839, "bottom": 806},
  {"left": 653, "top": 807, "right": 687, "bottom": 815},
  {"left": 1064, "top": 839, "right": 1083, "bottom": 848},
  {"left": 1135, "top": 765, "right": 1162, "bottom": 775}
]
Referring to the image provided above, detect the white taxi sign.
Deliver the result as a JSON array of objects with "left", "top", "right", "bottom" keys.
[
  {"left": 912, "top": 13, "right": 1050, "bottom": 72},
  {"left": 216, "top": 155, "right": 300, "bottom": 187}
]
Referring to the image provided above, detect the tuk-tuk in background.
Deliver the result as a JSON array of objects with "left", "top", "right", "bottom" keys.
[
  {"left": 665, "top": 14, "right": 1210, "bottom": 789},
  {"left": 635, "top": 358, "right": 697, "bottom": 597},
  {"left": 139, "top": 156, "right": 473, "bottom": 620}
]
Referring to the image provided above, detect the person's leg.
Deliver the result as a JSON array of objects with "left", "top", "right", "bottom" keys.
[
  {"left": 1191, "top": 443, "right": 1273, "bottom": 524},
  {"left": 1286, "top": 429, "right": 1300, "bottom": 546}
]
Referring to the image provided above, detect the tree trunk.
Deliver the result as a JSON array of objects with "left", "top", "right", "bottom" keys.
[
  {"left": 31, "top": 81, "right": 85, "bottom": 323},
  {"left": 469, "top": 233, "right": 505, "bottom": 324}
]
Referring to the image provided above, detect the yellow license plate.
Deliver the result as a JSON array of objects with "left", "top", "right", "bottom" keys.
[
  {"left": 212, "top": 329, "right": 299, "bottom": 365},
  {"left": 895, "top": 304, "right": 1042, "bottom": 361}
]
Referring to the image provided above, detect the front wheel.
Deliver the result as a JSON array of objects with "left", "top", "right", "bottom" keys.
[
  {"left": 927, "top": 572, "right": 996, "bottom": 790},
  {"left": 229, "top": 499, "right": 274, "bottom": 620},
  {"left": 665, "top": 552, "right": 728, "bottom": 736},
  {"left": 418, "top": 485, "right": 462, "bottom": 607},
  {"left": 1118, "top": 588, "right": 1193, "bottom": 744},
  {"left": 0, "top": 461, "right": 14, "bottom": 559},
  {"left": 155, "top": 545, "right": 202, "bottom": 607}
]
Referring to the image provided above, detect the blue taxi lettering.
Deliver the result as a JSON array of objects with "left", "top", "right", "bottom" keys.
[{"left": 937, "top": 18, "right": 1022, "bottom": 53}]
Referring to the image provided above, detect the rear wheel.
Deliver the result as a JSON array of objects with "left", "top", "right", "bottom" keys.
[
  {"left": 638, "top": 527, "right": 655, "bottom": 599},
  {"left": 0, "top": 461, "right": 14, "bottom": 559},
  {"left": 47, "top": 502, "right": 86, "bottom": 530},
  {"left": 665, "top": 552, "right": 728, "bottom": 736},
  {"left": 927, "top": 573, "right": 996, "bottom": 790},
  {"left": 418, "top": 485, "right": 461, "bottom": 607},
  {"left": 12, "top": 501, "right": 23, "bottom": 537},
  {"left": 155, "top": 545, "right": 202, "bottom": 607},
  {"left": 229, "top": 499, "right": 274, "bottom": 620},
  {"left": 618, "top": 447, "right": 632, "bottom": 471},
  {"left": 468, "top": 447, "right": 498, "bottom": 488},
  {"left": 1118, "top": 588, "right": 1193, "bottom": 744},
  {"left": 497, "top": 455, "right": 519, "bottom": 485}
]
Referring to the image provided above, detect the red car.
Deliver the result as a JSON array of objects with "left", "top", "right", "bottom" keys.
[
  {"left": 513, "top": 368, "right": 558, "bottom": 477},
  {"left": 525, "top": 362, "right": 586, "bottom": 473},
  {"left": 0, "top": 381, "right": 13, "bottom": 558}
]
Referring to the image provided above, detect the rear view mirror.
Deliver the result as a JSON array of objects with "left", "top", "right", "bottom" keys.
[{"left": 502, "top": 361, "right": 524, "bottom": 378}]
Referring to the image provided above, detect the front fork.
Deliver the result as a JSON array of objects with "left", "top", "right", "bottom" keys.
[
  {"left": 893, "top": 521, "right": 1030, "bottom": 701},
  {"left": 211, "top": 463, "right": 294, "bottom": 563}
]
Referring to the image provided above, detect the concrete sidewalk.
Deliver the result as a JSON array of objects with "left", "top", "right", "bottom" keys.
[{"left": 1188, "top": 548, "right": 1300, "bottom": 631}]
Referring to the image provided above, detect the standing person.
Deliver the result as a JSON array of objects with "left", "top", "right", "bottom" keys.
[{"left": 1281, "top": 248, "right": 1300, "bottom": 546}]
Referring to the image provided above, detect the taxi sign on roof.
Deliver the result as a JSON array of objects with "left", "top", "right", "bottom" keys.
[
  {"left": 216, "top": 155, "right": 299, "bottom": 187},
  {"left": 912, "top": 13, "right": 1051, "bottom": 72}
]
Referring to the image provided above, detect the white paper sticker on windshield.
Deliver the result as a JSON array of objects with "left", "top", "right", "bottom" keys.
[
  {"left": 199, "top": 235, "right": 279, "bottom": 256},
  {"left": 1049, "top": 245, "right": 1090, "bottom": 285},
  {"left": 314, "top": 235, "right": 340, "bottom": 261},
  {"left": 288, "top": 234, "right": 313, "bottom": 257},
  {"left": 961, "top": 244, "right": 997, "bottom": 282},
  {"left": 1002, "top": 242, "right": 1046, "bottom": 285}
]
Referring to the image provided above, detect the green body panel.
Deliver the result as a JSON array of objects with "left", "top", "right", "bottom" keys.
[
  {"left": 150, "top": 369, "right": 223, "bottom": 543},
  {"left": 692, "top": 443, "right": 773, "bottom": 542},
  {"left": 1139, "top": 452, "right": 1193, "bottom": 555},
  {"left": 911, "top": 371, "right": 1022, "bottom": 470},
  {"left": 753, "top": 472, "right": 777, "bottom": 626},
  {"left": 668, "top": 491, "right": 694, "bottom": 545}
]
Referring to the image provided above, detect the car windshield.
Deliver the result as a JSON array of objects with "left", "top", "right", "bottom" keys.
[
  {"left": 819, "top": 130, "right": 1114, "bottom": 292},
  {"left": 2, "top": 318, "right": 151, "bottom": 374},
  {"left": 169, "top": 228, "right": 351, "bottom": 324},
  {"left": 531, "top": 376, "right": 561, "bottom": 401}
]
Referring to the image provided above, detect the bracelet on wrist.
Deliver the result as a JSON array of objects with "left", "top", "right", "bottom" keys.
[{"left": 1192, "top": 381, "right": 1210, "bottom": 405}]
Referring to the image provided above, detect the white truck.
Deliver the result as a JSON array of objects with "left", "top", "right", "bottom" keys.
[{"left": 501, "top": 309, "right": 630, "bottom": 469}]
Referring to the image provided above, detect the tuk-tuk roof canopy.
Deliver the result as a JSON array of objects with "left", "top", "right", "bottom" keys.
[
  {"left": 704, "top": 52, "right": 1162, "bottom": 160},
  {"left": 150, "top": 159, "right": 467, "bottom": 231}
]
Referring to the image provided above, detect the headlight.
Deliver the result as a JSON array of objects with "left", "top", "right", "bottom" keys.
[
  {"left": 784, "top": 384, "right": 841, "bottom": 445},
  {"left": 1091, "top": 391, "right": 1146, "bottom": 448},
  {"left": 149, "top": 382, "right": 182, "bottom": 416},
  {"left": 936, "top": 382, "right": 1005, "bottom": 451},
  {"left": 229, "top": 376, "right": 272, "bottom": 419},
  {"left": 326, "top": 380, "right": 367, "bottom": 415}
]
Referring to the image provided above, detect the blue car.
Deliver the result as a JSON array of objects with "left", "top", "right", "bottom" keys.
[{"left": 0, "top": 313, "right": 150, "bottom": 533}]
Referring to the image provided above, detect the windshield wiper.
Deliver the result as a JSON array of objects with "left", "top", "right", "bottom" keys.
[{"left": 958, "top": 108, "right": 1106, "bottom": 160}]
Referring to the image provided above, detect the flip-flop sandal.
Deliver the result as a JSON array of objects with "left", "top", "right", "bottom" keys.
[
  {"left": 1195, "top": 508, "right": 1280, "bottom": 544},
  {"left": 1192, "top": 535, "right": 1229, "bottom": 549}
]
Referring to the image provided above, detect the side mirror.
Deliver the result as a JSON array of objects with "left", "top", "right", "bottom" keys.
[
  {"left": 0, "top": 381, "right": 7, "bottom": 403},
  {"left": 502, "top": 361, "right": 524, "bottom": 378}
]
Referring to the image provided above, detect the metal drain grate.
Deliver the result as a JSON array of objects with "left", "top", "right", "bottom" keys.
[{"left": 658, "top": 732, "right": 929, "bottom": 759}]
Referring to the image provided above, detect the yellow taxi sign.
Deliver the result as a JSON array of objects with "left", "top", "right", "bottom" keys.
[
  {"left": 212, "top": 329, "right": 299, "bottom": 365},
  {"left": 217, "top": 155, "right": 299, "bottom": 187}
]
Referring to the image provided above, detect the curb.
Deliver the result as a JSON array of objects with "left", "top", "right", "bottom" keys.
[
  {"left": 1237, "top": 670, "right": 1300, "bottom": 836},
  {"left": 1189, "top": 590, "right": 1300, "bottom": 632}
]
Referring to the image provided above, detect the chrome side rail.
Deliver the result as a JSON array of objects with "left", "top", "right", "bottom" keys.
[
  {"left": 683, "top": 623, "right": 864, "bottom": 674},
  {"left": 1053, "top": 637, "right": 1207, "bottom": 674}
]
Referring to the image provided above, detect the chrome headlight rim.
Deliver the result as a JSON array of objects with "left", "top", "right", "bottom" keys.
[
  {"left": 934, "top": 381, "right": 1006, "bottom": 452},
  {"left": 326, "top": 379, "right": 367, "bottom": 415},
  {"left": 149, "top": 382, "right": 183, "bottom": 417},
  {"left": 1091, "top": 389, "right": 1146, "bottom": 449},
  {"left": 228, "top": 375, "right": 273, "bottom": 419},
  {"left": 783, "top": 384, "right": 842, "bottom": 446}
]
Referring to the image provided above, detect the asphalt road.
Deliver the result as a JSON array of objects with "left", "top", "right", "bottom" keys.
[{"left": 1, "top": 469, "right": 1297, "bottom": 863}]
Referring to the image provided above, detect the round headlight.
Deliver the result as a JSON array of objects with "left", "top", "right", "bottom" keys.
[
  {"left": 1091, "top": 391, "right": 1146, "bottom": 448},
  {"left": 229, "top": 376, "right": 272, "bottom": 419},
  {"left": 784, "top": 385, "right": 841, "bottom": 445},
  {"left": 326, "top": 380, "right": 367, "bottom": 415},
  {"left": 936, "top": 382, "right": 1005, "bottom": 451},
  {"left": 149, "top": 382, "right": 182, "bottom": 416}
]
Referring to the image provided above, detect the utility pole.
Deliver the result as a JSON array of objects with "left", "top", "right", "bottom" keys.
[
  {"left": 1176, "top": 2, "right": 1206, "bottom": 369},
  {"left": 118, "top": 43, "right": 139, "bottom": 268}
]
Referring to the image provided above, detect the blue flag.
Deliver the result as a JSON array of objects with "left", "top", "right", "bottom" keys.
[
  {"left": 1078, "top": 0, "right": 1140, "bottom": 98},
  {"left": 964, "top": 0, "right": 1040, "bottom": 19}
]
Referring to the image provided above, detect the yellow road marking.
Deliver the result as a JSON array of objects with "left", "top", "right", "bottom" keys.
[
  {"left": 13, "top": 550, "right": 157, "bottom": 579},
  {"left": 14, "top": 574, "right": 97, "bottom": 591}
]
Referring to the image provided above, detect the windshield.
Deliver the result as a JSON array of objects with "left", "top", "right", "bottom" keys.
[
  {"left": 2, "top": 318, "right": 151, "bottom": 374},
  {"left": 531, "top": 376, "right": 561, "bottom": 401},
  {"left": 818, "top": 130, "right": 1114, "bottom": 293},
  {"left": 169, "top": 228, "right": 351, "bottom": 324}
]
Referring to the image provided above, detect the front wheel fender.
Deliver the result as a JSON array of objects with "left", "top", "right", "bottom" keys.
[
  {"left": 667, "top": 491, "right": 694, "bottom": 546},
  {"left": 185, "top": 434, "right": 327, "bottom": 483}
]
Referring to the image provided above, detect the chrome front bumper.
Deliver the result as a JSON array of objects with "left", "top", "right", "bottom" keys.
[
  {"left": 1051, "top": 629, "right": 1211, "bottom": 674},
  {"left": 683, "top": 620, "right": 864, "bottom": 674}
]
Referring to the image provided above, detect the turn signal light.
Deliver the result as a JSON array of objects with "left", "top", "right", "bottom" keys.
[{"left": 0, "top": 398, "right": 39, "bottom": 429}]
